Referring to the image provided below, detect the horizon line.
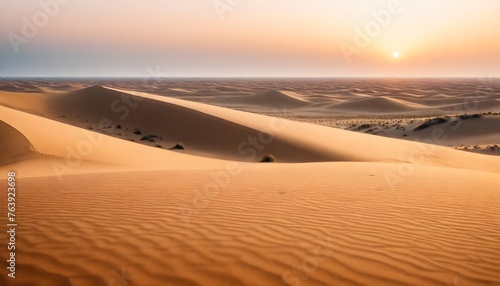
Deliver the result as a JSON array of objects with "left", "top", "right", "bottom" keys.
[{"left": 1, "top": 76, "right": 498, "bottom": 80}]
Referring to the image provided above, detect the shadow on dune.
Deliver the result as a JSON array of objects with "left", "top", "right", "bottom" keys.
[
  {"left": 0, "top": 120, "right": 36, "bottom": 165},
  {"left": 43, "top": 86, "right": 334, "bottom": 162}
]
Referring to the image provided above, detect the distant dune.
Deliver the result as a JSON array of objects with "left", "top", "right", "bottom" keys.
[
  {"left": 204, "top": 89, "right": 311, "bottom": 110},
  {"left": 328, "top": 96, "right": 418, "bottom": 113}
]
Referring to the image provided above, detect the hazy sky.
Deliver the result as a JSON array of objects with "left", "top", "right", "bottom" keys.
[{"left": 1, "top": 0, "right": 499, "bottom": 77}]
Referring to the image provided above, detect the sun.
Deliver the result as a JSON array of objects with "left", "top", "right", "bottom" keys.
[{"left": 393, "top": 52, "right": 400, "bottom": 59}]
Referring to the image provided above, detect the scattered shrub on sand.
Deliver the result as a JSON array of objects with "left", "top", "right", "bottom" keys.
[
  {"left": 356, "top": 124, "right": 371, "bottom": 130},
  {"left": 170, "top": 143, "right": 185, "bottom": 150},
  {"left": 459, "top": 113, "right": 482, "bottom": 120},
  {"left": 141, "top": 134, "right": 159, "bottom": 141},
  {"left": 116, "top": 125, "right": 122, "bottom": 129},
  {"left": 260, "top": 154, "right": 276, "bottom": 163},
  {"left": 414, "top": 117, "right": 448, "bottom": 131},
  {"left": 155, "top": 144, "right": 162, "bottom": 148},
  {"left": 364, "top": 128, "right": 376, "bottom": 134},
  {"left": 134, "top": 130, "right": 142, "bottom": 135}
]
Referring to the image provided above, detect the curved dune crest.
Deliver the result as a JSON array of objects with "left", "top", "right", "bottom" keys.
[
  {"left": 251, "top": 89, "right": 309, "bottom": 104},
  {"left": 44, "top": 86, "right": 330, "bottom": 162},
  {"left": 0, "top": 120, "right": 35, "bottom": 165},
  {"left": 0, "top": 105, "right": 232, "bottom": 177}
]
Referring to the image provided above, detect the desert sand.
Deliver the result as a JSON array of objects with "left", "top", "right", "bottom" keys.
[{"left": 1, "top": 78, "right": 500, "bottom": 285}]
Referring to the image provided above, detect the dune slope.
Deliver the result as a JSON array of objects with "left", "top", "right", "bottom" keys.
[{"left": 0, "top": 120, "right": 35, "bottom": 165}]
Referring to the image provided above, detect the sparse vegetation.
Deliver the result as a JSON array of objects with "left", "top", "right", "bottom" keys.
[
  {"left": 260, "top": 154, "right": 276, "bottom": 163},
  {"left": 458, "top": 113, "right": 482, "bottom": 120},
  {"left": 170, "top": 143, "right": 185, "bottom": 150},
  {"left": 141, "top": 134, "right": 159, "bottom": 141},
  {"left": 357, "top": 124, "right": 371, "bottom": 130},
  {"left": 414, "top": 117, "right": 448, "bottom": 131}
]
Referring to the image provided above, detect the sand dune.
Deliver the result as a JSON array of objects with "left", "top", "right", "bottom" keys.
[
  {"left": 395, "top": 115, "right": 500, "bottom": 146},
  {"left": 247, "top": 90, "right": 310, "bottom": 107},
  {"left": 0, "top": 105, "right": 231, "bottom": 178},
  {"left": 203, "top": 89, "right": 311, "bottom": 110},
  {"left": 439, "top": 99, "right": 500, "bottom": 113},
  {"left": 0, "top": 79, "right": 500, "bottom": 285},
  {"left": 327, "top": 96, "right": 418, "bottom": 113}
]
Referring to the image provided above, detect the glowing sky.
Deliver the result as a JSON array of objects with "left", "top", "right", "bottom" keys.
[{"left": 1, "top": 0, "right": 499, "bottom": 77}]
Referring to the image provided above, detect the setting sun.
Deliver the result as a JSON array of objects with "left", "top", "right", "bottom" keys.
[{"left": 393, "top": 52, "right": 400, "bottom": 59}]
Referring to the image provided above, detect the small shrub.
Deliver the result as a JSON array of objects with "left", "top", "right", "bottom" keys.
[
  {"left": 459, "top": 113, "right": 482, "bottom": 120},
  {"left": 356, "top": 124, "right": 371, "bottom": 130},
  {"left": 170, "top": 143, "right": 185, "bottom": 150},
  {"left": 260, "top": 154, "right": 276, "bottom": 163},
  {"left": 141, "top": 134, "right": 159, "bottom": 141},
  {"left": 414, "top": 117, "right": 448, "bottom": 131}
]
